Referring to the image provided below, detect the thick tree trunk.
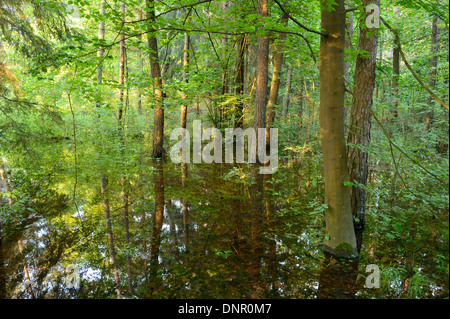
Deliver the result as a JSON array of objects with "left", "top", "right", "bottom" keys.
[
  {"left": 425, "top": 15, "right": 440, "bottom": 130},
  {"left": 146, "top": 0, "right": 165, "bottom": 158},
  {"left": 319, "top": 0, "right": 357, "bottom": 257},
  {"left": 347, "top": 0, "right": 379, "bottom": 231}
]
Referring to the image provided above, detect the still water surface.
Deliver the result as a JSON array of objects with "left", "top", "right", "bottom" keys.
[{"left": 0, "top": 159, "right": 447, "bottom": 299}]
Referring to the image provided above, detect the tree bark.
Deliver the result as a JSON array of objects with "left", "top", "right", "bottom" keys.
[
  {"left": 425, "top": 15, "right": 440, "bottom": 130},
  {"left": 392, "top": 7, "right": 400, "bottom": 118},
  {"left": 180, "top": 14, "right": 190, "bottom": 131},
  {"left": 253, "top": 0, "right": 270, "bottom": 134},
  {"left": 266, "top": 13, "right": 289, "bottom": 145},
  {"left": 319, "top": 0, "right": 357, "bottom": 257},
  {"left": 234, "top": 34, "right": 247, "bottom": 128},
  {"left": 146, "top": 0, "right": 165, "bottom": 158},
  {"left": 149, "top": 161, "right": 164, "bottom": 296},
  {"left": 118, "top": 2, "right": 126, "bottom": 124},
  {"left": 136, "top": 8, "right": 144, "bottom": 114},
  {"left": 96, "top": 0, "right": 105, "bottom": 108},
  {"left": 281, "top": 66, "right": 292, "bottom": 117},
  {"left": 122, "top": 175, "right": 132, "bottom": 295},
  {"left": 344, "top": 8, "right": 354, "bottom": 135},
  {"left": 346, "top": 0, "right": 379, "bottom": 231},
  {"left": 100, "top": 176, "right": 122, "bottom": 298}
]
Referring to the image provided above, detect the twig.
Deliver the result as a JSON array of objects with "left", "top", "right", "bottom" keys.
[
  {"left": 268, "top": 29, "right": 318, "bottom": 67},
  {"left": 345, "top": 88, "right": 447, "bottom": 185},
  {"left": 273, "top": 0, "right": 327, "bottom": 36},
  {"left": 124, "top": 0, "right": 214, "bottom": 24},
  {"left": 380, "top": 16, "right": 449, "bottom": 111},
  {"left": 370, "top": 108, "right": 447, "bottom": 185}
]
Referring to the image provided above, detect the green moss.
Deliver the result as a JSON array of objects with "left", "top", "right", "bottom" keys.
[{"left": 335, "top": 242, "right": 356, "bottom": 257}]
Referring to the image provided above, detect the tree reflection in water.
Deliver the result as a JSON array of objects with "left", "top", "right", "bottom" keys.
[{"left": 0, "top": 161, "right": 447, "bottom": 299}]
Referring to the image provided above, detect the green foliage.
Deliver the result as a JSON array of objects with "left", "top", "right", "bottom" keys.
[{"left": 0, "top": 0, "right": 448, "bottom": 299}]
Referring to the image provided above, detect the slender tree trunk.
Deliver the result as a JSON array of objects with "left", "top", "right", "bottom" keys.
[
  {"left": 249, "top": 173, "right": 264, "bottom": 298},
  {"left": 96, "top": 1, "right": 105, "bottom": 107},
  {"left": 95, "top": 0, "right": 121, "bottom": 298},
  {"left": 101, "top": 176, "right": 121, "bottom": 298},
  {"left": 347, "top": 0, "right": 380, "bottom": 231},
  {"left": 147, "top": 0, "right": 165, "bottom": 158},
  {"left": 281, "top": 66, "right": 292, "bottom": 117},
  {"left": 118, "top": 2, "right": 126, "bottom": 124},
  {"left": 264, "top": 174, "right": 277, "bottom": 296},
  {"left": 253, "top": 0, "right": 270, "bottom": 135},
  {"left": 266, "top": 13, "right": 289, "bottom": 145},
  {"left": 181, "top": 163, "right": 190, "bottom": 252},
  {"left": 425, "top": 15, "right": 440, "bottom": 130},
  {"left": 149, "top": 161, "right": 164, "bottom": 296},
  {"left": 136, "top": 8, "right": 144, "bottom": 114},
  {"left": 220, "top": 0, "right": 230, "bottom": 125},
  {"left": 234, "top": 34, "right": 247, "bottom": 128},
  {"left": 319, "top": 0, "right": 357, "bottom": 257},
  {"left": 180, "top": 14, "right": 190, "bottom": 131},
  {"left": 121, "top": 175, "right": 132, "bottom": 295},
  {"left": 392, "top": 46, "right": 399, "bottom": 117},
  {"left": 392, "top": 7, "right": 400, "bottom": 118}
]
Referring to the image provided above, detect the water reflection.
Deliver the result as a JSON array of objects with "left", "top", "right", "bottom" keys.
[{"left": 0, "top": 160, "right": 446, "bottom": 299}]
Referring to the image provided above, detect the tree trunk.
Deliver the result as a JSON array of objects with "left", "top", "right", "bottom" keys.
[
  {"left": 149, "top": 161, "right": 164, "bottom": 296},
  {"left": 319, "top": 0, "right": 357, "bottom": 257},
  {"left": 266, "top": 13, "right": 289, "bottom": 145},
  {"left": 344, "top": 8, "right": 354, "bottom": 135},
  {"left": 147, "top": 0, "right": 165, "bottom": 158},
  {"left": 122, "top": 175, "right": 132, "bottom": 295},
  {"left": 234, "top": 34, "right": 247, "bottom": 128},
  {"left": 220, "top": 0, "right": 230, "bottom": 125},
  {"left": 180, "top": 18, "right": 190, "bottom": 131},
  {"left": 96, "top": 0, "right": 105, "bottom": 107},
  {"left": 96, "top": 0, "right": 121, "bottom": 298},
  {"left": 392, "top": 7, "right": 400, "bottom": 118},
  {"left": 425, "top": 15, "right": 440, "bottom": 130},
  {"left": 253, "top": 0, "right": 269, "bottom": 135},
  {"left": 100, "top": 176, "right": 121, "bottom": 298},
  {"left": 281, "top": 66, "right": 292, "bottom": 117},
  {"left": 117, "top": 2, "right": 126, "bottom": 125},
  {"left": 347, "top": 0, "right": 380, "bottom": 231},
  {"left": 136, "top": 8, "right": 144, "bottom": 114}
]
